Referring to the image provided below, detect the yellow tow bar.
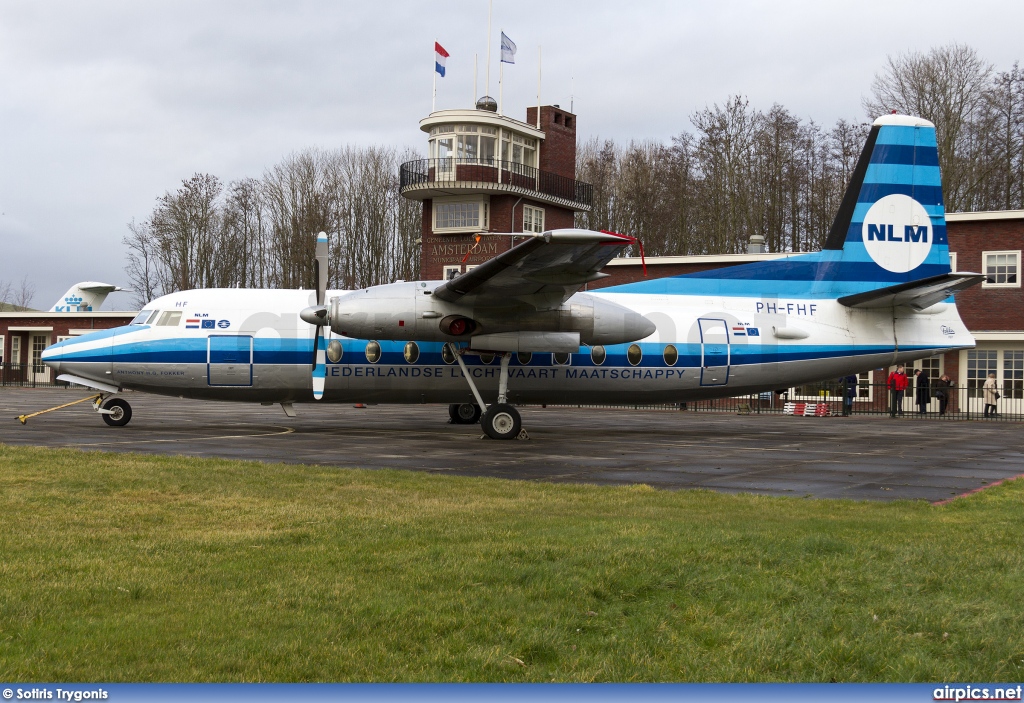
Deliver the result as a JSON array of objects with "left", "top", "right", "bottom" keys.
[{"left": 17, "top": 394, "right": 104, "bottom": 425}]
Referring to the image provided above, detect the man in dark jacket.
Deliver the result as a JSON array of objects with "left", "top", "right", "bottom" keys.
[{"left": 914, "top": 368, "right": 930, "bottom": 414}]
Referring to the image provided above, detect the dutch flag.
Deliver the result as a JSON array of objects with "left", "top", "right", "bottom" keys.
[{"left": 435, "top": 42, "right": 449, "bottom": 77}]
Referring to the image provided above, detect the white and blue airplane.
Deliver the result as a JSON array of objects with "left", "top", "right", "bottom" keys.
[{"left": 42, "top": 114, "right": 983, "bottom": 438}]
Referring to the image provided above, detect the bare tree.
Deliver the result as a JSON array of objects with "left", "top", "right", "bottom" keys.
[
  {"left": 123, "top": 218, "right": 159, "bottom": 307},
  {"left": 12, "top": 276, "right": 35, "bottom": 309},
  {"left": 864, "top": 44, "right": 993, "bottom": 211}
]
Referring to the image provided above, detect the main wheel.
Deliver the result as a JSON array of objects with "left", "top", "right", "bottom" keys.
[
  {"left": 449, "top": 403, "right": 482, "bottom": 425},
  {"left": 101, "top": 398, "right": 132, "bottom": 427},
  {"left": 481, "top": 403, "right": 521, "bottom": 440}
]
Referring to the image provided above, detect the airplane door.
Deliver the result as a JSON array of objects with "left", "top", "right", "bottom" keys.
[
  {"left": 208, "top": 335, "right": 253, "bottom": 387},
  {"left": 698, "top": 318, "right": 730, "bottom": 386}
]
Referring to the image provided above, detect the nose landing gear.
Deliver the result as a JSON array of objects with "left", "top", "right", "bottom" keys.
[{"left": 99, "top": 397, "right": 133, "bottom": 427}]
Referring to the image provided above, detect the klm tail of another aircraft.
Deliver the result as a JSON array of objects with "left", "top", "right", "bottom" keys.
[{"left": 605, "top": 114, "right": 960, "bottom": 299}]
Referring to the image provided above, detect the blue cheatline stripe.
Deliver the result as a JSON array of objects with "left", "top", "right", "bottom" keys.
[
  {"left": 870, "top": 143, "right": 940, "bottom": 166},
  {"left": 863, "top": 163, "right": 942, "bottom": 187},
  {"left": 62, "top": 336, "right": 962, "bottom": 369}
]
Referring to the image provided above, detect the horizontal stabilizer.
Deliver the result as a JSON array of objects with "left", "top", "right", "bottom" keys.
[{"left": 837, "top": 272, "right": 984, "bottom": 310}]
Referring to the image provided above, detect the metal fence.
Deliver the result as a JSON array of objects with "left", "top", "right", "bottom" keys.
[
  {"left": 399, "top": 157, "right": 594, "bottom": 209},
  {"left": 0, "top": 362, "right": 77, "bottom": 389},
  {"left": 542, "top": 383, "right": 1024, "bottom": 421}
]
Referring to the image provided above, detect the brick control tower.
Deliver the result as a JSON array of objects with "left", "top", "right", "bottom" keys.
[{"left": 399, "top": 97, "right": 593, "bottom": 281}]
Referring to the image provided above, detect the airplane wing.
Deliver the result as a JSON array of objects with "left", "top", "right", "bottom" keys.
[
  {"left": 432, "top": 229, "right": 636, "bottom": 311},
  {"left": 837, "top": 272, "right": 985, "bottom": 310}
]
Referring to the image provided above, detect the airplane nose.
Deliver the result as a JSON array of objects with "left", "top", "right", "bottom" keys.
[{"left": 41, "top": 344, "right": 62, "bottom": 374}]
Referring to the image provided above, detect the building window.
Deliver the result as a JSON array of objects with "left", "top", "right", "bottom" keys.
[
  {"left": 429, "top": 124, "right": 497, "bottom": 166},
  {"left": 10, "top": 336, "right": 20, "bottom": 366},
  {"left": 501, "top": 132, "right": 537, "bottom": 170},
  {"left": 523, "top": 205, "right": 545, "bottom": 234},
  {"left": 949, "top": 252, "right": 957, "bottom": 272},
  {"left": 442, "top": 265, "right": 462, "bottom": 281},
  {"left": 983, "top": 251, "right": 1020, "bottom": 287},
  {"left": 1004, "top": 350, "right": 1024, "bottom": 399},
  {"left": 967, "top": 350, "right": 998, "bottom": 397},
  {"left": 0, "top": 334, "right": 4, "bottom": 364},
  {"left": 913, "top": 356, "right": 942, "bottom": 383},
  {"left": 434, "top": 199, "right": 488, "bottom": 233}
]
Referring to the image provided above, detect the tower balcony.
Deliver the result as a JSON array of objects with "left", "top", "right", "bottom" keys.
[{"left": 399, "top": 158, "right": 593, "bottom": 212}]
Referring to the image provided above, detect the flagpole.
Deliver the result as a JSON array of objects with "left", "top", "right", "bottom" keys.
[
  {"left": 432, "top": 39, "right": 437, "bottom": 113},
  {"left": 485, "top": 0, "right": 492, "bottom": 97},
  {"left": 474, "top": 53, "right": 478, "bottom": 105},
  {"left": 536, "top": 46, "right": 542, "bottom": 128},
  {"left": 499, "top": 55, "right": 503, "bottom": 116}
]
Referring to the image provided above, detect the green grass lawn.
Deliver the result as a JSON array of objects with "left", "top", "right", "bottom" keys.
[{"left": 1, "top": 443, "right": 1023, "bottom": 682}]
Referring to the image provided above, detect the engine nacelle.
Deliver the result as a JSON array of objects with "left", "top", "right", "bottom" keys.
[{"left": 326, "top": 281, "right": 655, "bottom": 348}]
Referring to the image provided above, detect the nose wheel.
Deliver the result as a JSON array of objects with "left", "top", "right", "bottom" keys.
[{"left": 99, "top": 398, "right": 132, "bottom": 427}]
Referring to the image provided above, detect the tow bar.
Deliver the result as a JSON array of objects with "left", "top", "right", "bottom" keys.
[{"left": 16, "top": 394, "right": 104, "bottom": 425}]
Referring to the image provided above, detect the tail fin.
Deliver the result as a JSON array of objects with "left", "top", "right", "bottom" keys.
[
  {"left": 50, "top": 282, "right": 123, "bottom": 312},
  {"left": 823, "top": 114, "right": 950, "bottom": 282}
]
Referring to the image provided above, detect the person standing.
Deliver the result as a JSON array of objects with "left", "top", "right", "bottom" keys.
[
  {"left": 888, "top": 365, "right": 909, "bottom": 417},
  {"left": 983, "top": 372, "right": 1000, "bottom": 418},
  {"left": 842, "top": 374, "right": 857, "bottom": 416},
  {"left": 915, "top": 369, "right": 930, "bottom": 414},
  {"left": 933, "top": 374, "right": 954, "bottom": 416}
]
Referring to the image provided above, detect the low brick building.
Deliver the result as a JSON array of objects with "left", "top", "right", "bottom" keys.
[{"left": 0, "top": 312, "right": 134, "bottom": 385}]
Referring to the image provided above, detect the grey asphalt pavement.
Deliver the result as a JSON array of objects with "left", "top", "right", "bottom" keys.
[{"left": 2, "top": 388, "right": 1022, "bottom": 502}]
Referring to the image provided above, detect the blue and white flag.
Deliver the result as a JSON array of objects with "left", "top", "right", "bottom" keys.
[{"left": 500, "top": 32, "right": 516, "bottom": 64}]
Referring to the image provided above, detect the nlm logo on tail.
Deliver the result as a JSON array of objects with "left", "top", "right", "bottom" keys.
[{"left": 862, "top": 194, "right": 934, "bottom": 273}]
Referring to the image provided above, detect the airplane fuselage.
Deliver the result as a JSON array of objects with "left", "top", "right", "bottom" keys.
[{"left": 43, "top": 286, "right": 973, "bottom": 406}]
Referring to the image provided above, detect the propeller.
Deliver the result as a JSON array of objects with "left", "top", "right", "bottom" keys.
[{"left": 300, "top": 232, "right": 329, "bottom": 400}]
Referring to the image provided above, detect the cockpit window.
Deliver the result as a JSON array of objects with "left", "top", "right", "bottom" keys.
[
  {"left": 131, "top": 310, "right": 158, "bottom": 325},
  {"left": 155, "top": 310, "right": 182, "bottom": 327}
]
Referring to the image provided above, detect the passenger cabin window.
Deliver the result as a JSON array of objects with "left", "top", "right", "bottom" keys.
[
  {"left": 131, "top": 310, "right": 157, "bottom": 325},
  {"left": 155, "top": 311, "right": 182, "bottom": 327}
]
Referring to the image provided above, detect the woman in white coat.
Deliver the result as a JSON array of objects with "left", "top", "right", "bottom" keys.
[{"left": 983, "top": 372, "right": 1000, "bottom": 418}]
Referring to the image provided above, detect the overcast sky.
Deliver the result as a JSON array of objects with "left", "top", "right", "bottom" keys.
[{"left": 2, "top": 0, "right": 1022, "bottom": 310}]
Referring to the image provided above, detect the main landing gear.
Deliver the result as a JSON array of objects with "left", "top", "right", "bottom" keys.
[
  {"left": 448, "top": 402, "right": 481, "bottom": 424},
  {"left": 450, "top": 346, "right": 526, "bottom": 440}
]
